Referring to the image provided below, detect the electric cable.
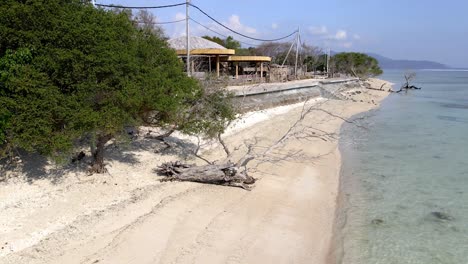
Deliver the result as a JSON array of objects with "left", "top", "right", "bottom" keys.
[
  {"left": 188, "top": 3, "right": 298, "bottom": 42},
  {"left": 95, "top": 2, "right": 186, "bottom": 9},
  {"left": 136, "top": 18, "right": 186, "bottom": 25},
  {"left": 190, "top": 18, "right": 259, "bottom": 47}
]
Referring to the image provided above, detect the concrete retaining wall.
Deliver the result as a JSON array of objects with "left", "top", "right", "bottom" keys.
[{"left": 229, "top": 78, "right": 360, "bottom": 112}]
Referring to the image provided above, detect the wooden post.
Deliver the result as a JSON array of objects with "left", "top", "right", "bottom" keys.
[
  {"left": 260, "top": 63, "right": 263, "bottom": 78},
  {"left": 209, "top": 56, "right": 212, "bottom": 73},
  {"left": 255, "top": 63, "right": 258, "bottom": 78},
  {"left": 216, "top": 55, "right": 220, "bottom": 77},
  {"left": 235, "top": 62, "right": 239, "bottom": 79}
]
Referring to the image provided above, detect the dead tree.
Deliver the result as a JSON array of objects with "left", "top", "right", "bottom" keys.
[
  {"left": 157, "top": 161, "right": 256, "bottom": 190},
  {"left": 155, "top": 98, "right": 349, "bottom": 190},
  {"left": 397, "top": 71, "right": 422, "bottom": 93}
]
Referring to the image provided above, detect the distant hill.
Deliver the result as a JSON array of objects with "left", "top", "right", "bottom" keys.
[
  {"left": 366, "top": 53, "right": 449, "bottom": 70},
  {"left": 329, "top": 51, "right": 450, "bottom": 70}
]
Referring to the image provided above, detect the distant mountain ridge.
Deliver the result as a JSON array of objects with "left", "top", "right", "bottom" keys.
[
  {"left": 330, "top": 51, "right": 449, "bottom": 69},
  {"left": 366, "top": 53, "right": 449, "bottom": 70}
]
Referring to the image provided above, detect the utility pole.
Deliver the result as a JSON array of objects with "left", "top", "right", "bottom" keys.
[
  {"left": 326, "top": 48, "right": 331, "bottom": 78},
  {"left": 294, "top": 28, "right": 300, "bottom": 78},
  {"left": 186, "top": 0, "right": 191, "bottom": 76}
]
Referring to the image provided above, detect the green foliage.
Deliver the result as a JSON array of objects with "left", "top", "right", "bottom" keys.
[
  {"left": 0, "top": 0, "right": 233, "bottom": 165},
  {"left": 202, "top": 35, "right": 242, "bottom": 51},
  {"left": 224, "top": 36, "right": 241, "bottom": 50},
  {"left": 0, "top": 47, "right": 76, "bottom": 156},
  {"left": 235, "top": 47, "right": 256, "bottom": 56},
  {"left": 202, "top": 36, "right": 225, "bottom": 47},
  {"left": 331, "top": 52, "right": 383, "bottom": 78},
  {"left": 178, "top": 87, "right": 236, "bottom": 138},
  {"left": 304, "top": 54, "right": 327, "bottom": 72}
]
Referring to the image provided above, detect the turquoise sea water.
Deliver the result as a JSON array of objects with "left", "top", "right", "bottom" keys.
[{"left": 336, "top": 70, "right": 468, "bottom": 264}]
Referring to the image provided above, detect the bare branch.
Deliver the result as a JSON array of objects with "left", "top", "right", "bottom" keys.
[
  {"left": 192, "top": 136, "right": 213, "bottom": 165},
  {"left": 217, "top": 132, "right": 231, "bottom": 157}
]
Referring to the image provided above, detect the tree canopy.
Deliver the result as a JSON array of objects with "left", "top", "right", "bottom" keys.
[
  {"left": 331, "top": 52, "right": 383, "bottom": 78},
  {"left": 0, "top": 0, "right": 235, "bottom": 172},
  {"left": 202, "top": 35, "right": 241, "bottom": 50}
]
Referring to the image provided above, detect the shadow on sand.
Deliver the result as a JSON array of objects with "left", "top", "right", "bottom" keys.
[{"left": 0, "top": 135, "right": 199, "bottom": 184}]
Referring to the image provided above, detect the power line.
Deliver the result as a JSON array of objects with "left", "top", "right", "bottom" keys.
[
  {"left": 188, "top": 3, "right": 298, "bottom": 42},
  {"left": 95, "top": 2, "right": 299, "bottom": 42},
  {"left": 136, "top": 19, "right": 185, "bottom": 25},
  {"left": 95, "top": 2, "right": 186, "bottom": 9},
  {"left": 190, "top": 18, "right": 259, "bottom": 47}
]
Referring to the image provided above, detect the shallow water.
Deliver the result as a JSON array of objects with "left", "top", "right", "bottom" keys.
[{"left": 336, "top": 70, "right": 468, "bottom": 263}]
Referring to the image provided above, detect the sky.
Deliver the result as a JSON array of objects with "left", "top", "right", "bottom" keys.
[{"left": 97, "top": 0, "right": 468, "bottom": 68}]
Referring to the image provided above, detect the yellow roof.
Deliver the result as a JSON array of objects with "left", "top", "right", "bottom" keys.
[{"left": 225, "top": 56, "right": 272, "bottom": 62}]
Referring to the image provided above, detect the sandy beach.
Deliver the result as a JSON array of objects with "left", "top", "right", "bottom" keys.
[{"left": 0, "top": 79, "right": 390, "bottom": 264}]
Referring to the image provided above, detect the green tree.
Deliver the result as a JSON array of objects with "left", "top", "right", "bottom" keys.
[
  {"left": 202, "top": 35, "right": 242, "bottom": 51},
  {"left": 202, "top": 36, "right": 225, "bottom": 47},
  {"left": 224, "top": 36, "right": 241, "bottom": 50},
  {"left": 0, "top": 0, "right": 235, "bottom": 173},
  {"left": 331, "top": 52, "right": 383, "bottom": 78}
]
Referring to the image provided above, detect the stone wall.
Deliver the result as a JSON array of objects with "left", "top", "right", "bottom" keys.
[{"left": 229, "top": 78, "right": 359, "bottom": 112}]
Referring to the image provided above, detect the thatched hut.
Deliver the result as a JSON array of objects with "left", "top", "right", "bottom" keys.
[
  {"left": 168, "top": 36, "right": 235, "bottom": 77},
  {"left": 168, "top": 36, "right": 272, "bottom": 81}
]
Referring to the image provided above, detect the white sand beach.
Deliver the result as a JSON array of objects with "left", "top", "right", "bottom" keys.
[{"left": 0, "top": 79, "right": 390, "bottom": 264}]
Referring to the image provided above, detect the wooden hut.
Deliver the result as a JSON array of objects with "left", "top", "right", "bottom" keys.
[
  {"left": 168, "top": 36, "right": 272, "bottom": 81},
  {"left": 168, "top": 36, "right": 235, "bottom": 77}
]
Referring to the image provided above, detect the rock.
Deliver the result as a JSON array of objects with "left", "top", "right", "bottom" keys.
[
  {"left": 371, "top": 218, "right": 384, "bottom": 225},
  {"left": 430, "top": 211, "right": 455, "bottom": 221}
]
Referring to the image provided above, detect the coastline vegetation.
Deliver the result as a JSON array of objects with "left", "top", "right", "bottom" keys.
[
  {"left": 0, "top": 1, "right": 381, "bottom": 175},
  {"left": 0, "top": 0, "right": 235, "bottom": 173},
  {"left": 330, "top": 52, "right": 383, "bottom": 78}
]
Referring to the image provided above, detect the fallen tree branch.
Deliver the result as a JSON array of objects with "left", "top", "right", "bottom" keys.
[
  {"left": 156, "top": 161, "right": 255, "bottom": 190},
  {"left": 155, "top": 97, "right": 367, "bottom": 190}
]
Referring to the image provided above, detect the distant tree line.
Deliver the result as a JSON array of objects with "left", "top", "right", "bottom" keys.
[
  {"left": 0, "top": 0, "right": 235, "bottom": 173},
  {"left": 201, "top": 36, "right": 382, "bottom": 78},
  {"left": 330, "top": 52, "right": 383, "bottom": 79}
]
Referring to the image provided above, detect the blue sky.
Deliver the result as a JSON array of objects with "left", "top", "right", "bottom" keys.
[{"left": 97, "top": 0, "right": 468, "bottom": 67}]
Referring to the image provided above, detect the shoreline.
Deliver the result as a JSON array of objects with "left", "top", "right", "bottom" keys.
[
  {"left": 327, "top": 106, "right": 385, "bottom": 264},
  {"left": 0, "top": 79, "right": 391, "bottom": 264}
]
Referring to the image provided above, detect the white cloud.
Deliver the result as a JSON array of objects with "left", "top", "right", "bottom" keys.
[
  {"left": 171, "top": 12, "right": 187, "bottom": 37},
  {"left": 308, "top": 27, "right": 351, "bottom": 42},
  {"left": 272, "top": 23, "right": 278, "bottom": 30},
  {"left": 305, "top": 26, "right": 361, "bottom": 51},
  {"left": 309, "top": 25, "right": 328, "bottom": 35},
  {"left": 226, "top": 15, "right": 257, "bottom": 35},
  {"left": 175, "top": 12, "right": 185, "bottom": 20},
  {"left": 178, "top": 14, "right": 257, "bottom": 40},
  {"left": 334, "top": 30, "right": 347, "bottom": 40}
]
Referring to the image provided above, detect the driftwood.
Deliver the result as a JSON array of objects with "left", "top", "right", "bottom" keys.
[
  {"left": 156, "top": 161, "right": 256, "bottom": 190},
  {"left": 395, "top": 71, "right": 422, "bottom": 93},
  {"left": 154, "top": 98, "right": 346, "bottom": 190},
  {"left": 395, "top": 84, "right": 422, "bottom": 93}
]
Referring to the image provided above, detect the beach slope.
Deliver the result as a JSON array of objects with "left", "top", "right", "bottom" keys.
[{"left": 0, "top": 79, "right": 390, "bottom": 264}]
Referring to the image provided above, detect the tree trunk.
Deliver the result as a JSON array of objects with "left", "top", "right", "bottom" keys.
[
  {"left": 156, "top": 161, "right": 256, "bottom": 190},
  {"left": 89, "top": 134, "right": 112, "bottom": 174}
]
